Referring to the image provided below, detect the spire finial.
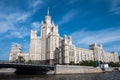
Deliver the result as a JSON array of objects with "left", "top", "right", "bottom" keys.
[{"left": 47, "top": 7, "right": 49, "bottom": 16}]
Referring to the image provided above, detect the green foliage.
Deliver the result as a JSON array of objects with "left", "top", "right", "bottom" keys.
[
  {"left": 15, "top": 56, "right": 25, "bottom": 63},
  {"left": 69, "top": 61, "right": 75, "bottom": 65},
  {"left": 27, "top": 59, "right": 32, "bottom": 64},
  {"left": 108, "top": 62, "right": 120, "bottom": 67},
  {"left": 80, "top": 60, "right": 97, "bottom": 67},
  {"left": 69, "top": 60, "right": 97, "bottom": 67}
]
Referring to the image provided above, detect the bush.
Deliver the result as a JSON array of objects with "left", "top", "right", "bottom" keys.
[
  {"left": 69, "top": 61, "right": 75, "bottom": 65},
  {"left": 80, "top": 60, "right": 97, "bottom": 67},
  {"left": 27, "top": 60, "right": 32, "bottom": 64},
  {"left": 68, "top": 60, "right": 98, "bottom": 67},
  {"left": 15, "top": 56, "right": 25, "bottom": 63},
  {"left": 108, "top": 62, "right": 120, "bottom": 67}
]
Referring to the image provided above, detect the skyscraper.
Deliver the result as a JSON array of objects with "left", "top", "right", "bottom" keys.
[{"left": 9, "top": 9, "right": 119, "bottom": 65}]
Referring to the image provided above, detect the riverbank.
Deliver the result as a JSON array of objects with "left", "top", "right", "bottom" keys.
[
  {"left": 0, "top": 65, "right": 119, "bottom": 74},
  {"left": 47, "top": 65, "right": 120, "bottom": 74},
  {"left": 54, "top": 65, "right": 103, "bottom": 74}
]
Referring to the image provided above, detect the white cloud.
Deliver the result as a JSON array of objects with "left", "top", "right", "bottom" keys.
[
  {"left": 16, "top": 14, "right": 30, "bottom": 22},
  {"left": 0, "top": 0, "right": 44, "bottom": 39},
  {"left": 32, "top": 0, "right": 43, "bottom": 8},
  {"left": 70, "top": 28, "right": 120, "bottom": 46},
  {"left": 31, "top": 22, "right": 40, "bottom": 30},
  {"left": 0, "top": 14, "right": 30, "bottom": 40},
  {"left": 0, "top": 13, "right": 30, "bottom": 41},
  {"left": 0, "top": 26, "right": 30, "bottom": 40},
  {"left": 58, "top": 10, "right": 79, "bottom": 25},
  {"left": 0, "top": 12, "right": 30, "bottom": 34},
  {"left": 10, "top": 26, "right": 30, "bottom": 38},
  {"left": 0, "top": 21, "right": 15, "bottom": 33},
  {"left": 109, "top": 0, "right": 120, "bottom": 14}
]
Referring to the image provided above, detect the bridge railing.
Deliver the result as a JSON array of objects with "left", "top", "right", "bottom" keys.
[{"left": 0, "top": 61, "right": 54, "bottom": 67}]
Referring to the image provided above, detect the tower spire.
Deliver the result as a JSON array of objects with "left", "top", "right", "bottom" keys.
[{"left": 47, "top": 7, "right": 49, "bottom": 16}]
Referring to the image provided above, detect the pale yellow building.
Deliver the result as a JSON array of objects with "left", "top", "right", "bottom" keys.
[{"left": 9, "top": 9, "right": 119, "bottom": 65}]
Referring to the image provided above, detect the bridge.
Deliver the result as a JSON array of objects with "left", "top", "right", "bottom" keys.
[{"left": 0, "top": 62, "right": 55, "bottom": 74}]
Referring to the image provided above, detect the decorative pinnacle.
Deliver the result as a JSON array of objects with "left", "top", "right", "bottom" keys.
[{"left": 47, "top": 7, "right": 49, "bottom": 16}]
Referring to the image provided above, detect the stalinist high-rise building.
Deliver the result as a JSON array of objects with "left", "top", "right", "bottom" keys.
[
  {"left": 9, "top": 9, "right": 119, "bottom": 65},
  {"left": 30, "top": 9, "right": 59, "bottom": 64}
]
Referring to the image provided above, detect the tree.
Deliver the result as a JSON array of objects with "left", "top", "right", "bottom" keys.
[
  {"left": 16, "top": 56, "right": 25, "bottom": 63},
  {"left": 108, "top": 62, "right": 120, "bottom": 67},
  {"left": 69, "top": 61, "right": 75, "bottom": 65},
  {"left": 27, "top": 59, "right": 32, "bottom": 64},
  {"left": 80, "top": 60, "right": 97, "bottom": 67}
]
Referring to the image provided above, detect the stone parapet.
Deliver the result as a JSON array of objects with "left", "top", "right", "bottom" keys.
[{"left": 55, "top": 65, "right": 103, "bottom": 74}]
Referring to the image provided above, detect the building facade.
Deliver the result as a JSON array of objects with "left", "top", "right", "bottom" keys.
[{"left": 9, "top": 9, "right": 119, "bottom": 65}]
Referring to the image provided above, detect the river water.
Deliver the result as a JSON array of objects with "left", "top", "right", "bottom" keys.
[{"left": 0, "top": 72, "right": 120, "bottom": 80}]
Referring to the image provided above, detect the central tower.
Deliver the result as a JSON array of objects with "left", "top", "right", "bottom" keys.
[
  {"left": 41, "top": 8, "right": 52, "bottom": 62},
  {"left": 40, "top": 8, "right": 59, "bottom": 65}
]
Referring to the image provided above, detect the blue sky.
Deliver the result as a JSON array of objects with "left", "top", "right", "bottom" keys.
[{"left": 0, "top": 0, "right": 120, "bottom": 60}]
